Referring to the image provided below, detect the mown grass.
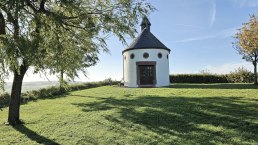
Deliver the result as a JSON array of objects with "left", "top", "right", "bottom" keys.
[{"left": 0, "top": 84, "right": 258, "bottom": 144}]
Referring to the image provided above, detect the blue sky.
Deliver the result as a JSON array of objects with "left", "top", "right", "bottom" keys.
[{"left": 9, "top": 0, "right": 258, "bottom": 82}]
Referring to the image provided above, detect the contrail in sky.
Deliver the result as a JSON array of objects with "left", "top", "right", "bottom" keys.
[{"left": 209, "top": 0, "right": 216, "bottom": 28}]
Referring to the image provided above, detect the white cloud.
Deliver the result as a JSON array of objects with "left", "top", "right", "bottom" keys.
[
  {"left": 209, "top": 0, "right": 216, "bottom": 28},
  {"left": 173, "top": 24, "right": 206, "bottom": 30},
  {"left": 176, "top": 26, "right": 240, "bottom": 43},
  {"left": 204, "top": 62, "right": 253, "bottom": 74},
  {"left": 176, "top": 35, "right": 214, "bottom": 43}
]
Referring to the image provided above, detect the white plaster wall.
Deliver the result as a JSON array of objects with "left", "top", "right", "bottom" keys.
[{"left": 123, "top": 48, "right": 170, "bottom": 87}]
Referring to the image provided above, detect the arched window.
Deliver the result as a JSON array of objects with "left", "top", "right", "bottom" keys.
[{"left": 143, "top": 52, "right": 149, "bottom": 59}]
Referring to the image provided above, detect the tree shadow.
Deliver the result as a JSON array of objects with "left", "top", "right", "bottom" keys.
[
  {"left": 73, "top": 95, "right": 258, "bottom": 144},
  {"left": 169, "top": 83, "right": 258, "bottom": 89},
  {"left": 14, "top": 124, "right": 60, "bottom": 145},
  {"left": 69, "top": 94, "right": 106, "bottom": 99}
]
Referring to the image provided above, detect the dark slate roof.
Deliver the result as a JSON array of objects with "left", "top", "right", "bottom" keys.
[{"left": 123, "top": 17, "right": 170, "bottom": 54}]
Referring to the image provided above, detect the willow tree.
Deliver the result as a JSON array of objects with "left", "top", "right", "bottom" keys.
[
  {"left": 42, "top": 26, "right": 100, "bottom": 91},
  {"left": 0, "top": 0, "right": 153, "bottom": 125},
  {"left": 234, "top": 14, "right": 258, "bottom": 85}
]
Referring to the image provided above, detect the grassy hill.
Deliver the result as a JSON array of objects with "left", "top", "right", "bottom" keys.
[{"left": 0, "top": 84, "right": 258, "bottom": 144}]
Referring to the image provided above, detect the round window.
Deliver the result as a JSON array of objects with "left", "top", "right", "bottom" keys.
[
  {"left": 158, "top": 53, "right": 162, "bottom": 58},
  {"left": 143, "top": 52, "right": 149, "bottom": 59},
  {"left": 130, "top": 53, "right": 135, "bottom": 59}
]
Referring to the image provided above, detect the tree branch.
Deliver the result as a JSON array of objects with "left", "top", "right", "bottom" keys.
[{"left": 0, "top": 11, "right": 6, "bottom": 35}]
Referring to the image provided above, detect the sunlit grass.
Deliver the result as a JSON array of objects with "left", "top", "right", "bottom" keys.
[{"left": 0, "top": 84, "right": 258, "bottom": 144}]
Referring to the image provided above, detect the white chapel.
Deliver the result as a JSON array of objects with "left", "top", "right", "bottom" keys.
[{"left": 122, "top": 17, "right": 170, "bottom": 87}]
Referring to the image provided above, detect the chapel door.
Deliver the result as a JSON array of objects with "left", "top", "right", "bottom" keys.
[{"left": 139, "top": 65, "right": 155, "bottom": 85}]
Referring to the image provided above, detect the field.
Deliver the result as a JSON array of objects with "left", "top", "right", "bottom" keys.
[
  {"left": 0, "top": 84, "right": 258, "bottom": 144},
  {"left": 2, "top": 81, "right": 59, "bottom": 93},
  {"left": 1, "top": 81, "right": 84, "bottom": 93}
]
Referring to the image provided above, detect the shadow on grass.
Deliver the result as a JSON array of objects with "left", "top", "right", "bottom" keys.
[
  {"left": 169, "top": 83, "right": 258, "bottom": 89},
  {"left": 73, "top": 95, "right": 258, "bottom": 144},
  {"left": 14, "top": 124, "right": 60, "bottom": 145}
]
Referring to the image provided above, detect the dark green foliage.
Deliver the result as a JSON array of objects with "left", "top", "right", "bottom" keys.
[
  {"left": 170, "top": 74, "right": 228, "bottom": 83},
  {"left": 170, "top": 68, "right": 255, "bottom": 83},
  {"left": 169, "top": 83, "right": 258, "bottom": 89},
  {"left": 0, "top": 93, "right": 10, "bottom": 109}
]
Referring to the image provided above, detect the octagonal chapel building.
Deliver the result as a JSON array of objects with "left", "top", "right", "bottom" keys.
[{"left": 122, "top": 17, "right": 170, "bottom": 87}]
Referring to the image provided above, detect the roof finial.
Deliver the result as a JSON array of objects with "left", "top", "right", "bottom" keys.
[{"left": 140, "top": 16, "right": 151, "bottom": 31}]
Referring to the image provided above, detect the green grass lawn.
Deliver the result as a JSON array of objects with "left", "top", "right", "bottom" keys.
[{"left": 0, "top": 84, "right": 258, "bottom": 144}]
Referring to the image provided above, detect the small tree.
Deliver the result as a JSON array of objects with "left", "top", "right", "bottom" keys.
[
  {"left": 0, "top": 0, "right": 154, "bottom": 125},
  {"left": 234, "top": 14, "right": 258, "bottom": 85}
]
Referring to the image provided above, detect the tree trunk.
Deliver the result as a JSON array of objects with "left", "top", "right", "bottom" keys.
[
  {"left": 8, "top": 65, "right": 28, "bottom": 125},
  {"left": 253, "top": 61, "right": 257, "bottom": 85},
  {"left": 59, "top": 69, "right": 64, "bottom": 92}
]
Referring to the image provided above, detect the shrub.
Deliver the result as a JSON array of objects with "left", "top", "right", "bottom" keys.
[
  {"left": 22, "top": 86, "right": 62, "bottom": 100},
  {"left": 22, "top": 81, "right": 119, "bottom": 100},
  {"left": 0, "top": 93, "right": 10, "bottom": 109},
  {"left": 226, "top": 67, "right": 254, "bottom": 83}
]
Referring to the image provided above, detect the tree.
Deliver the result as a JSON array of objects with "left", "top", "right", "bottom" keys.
[
  {"left": 234, "top": 14, "right": 258, "bottom": 85},
  {"left": 0, "top": 0, "right": 154, "bottom": 125}
]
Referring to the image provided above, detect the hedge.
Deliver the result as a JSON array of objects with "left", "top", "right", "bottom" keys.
[
  {"left": 0, "top": 81, "right": 119, "bottom": 109},
  {"left": 170, "top": 73, "right": 255, "bottom": 84},
  {"left": 170, "top": 74, "right": 228, "bottom": 83}
]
